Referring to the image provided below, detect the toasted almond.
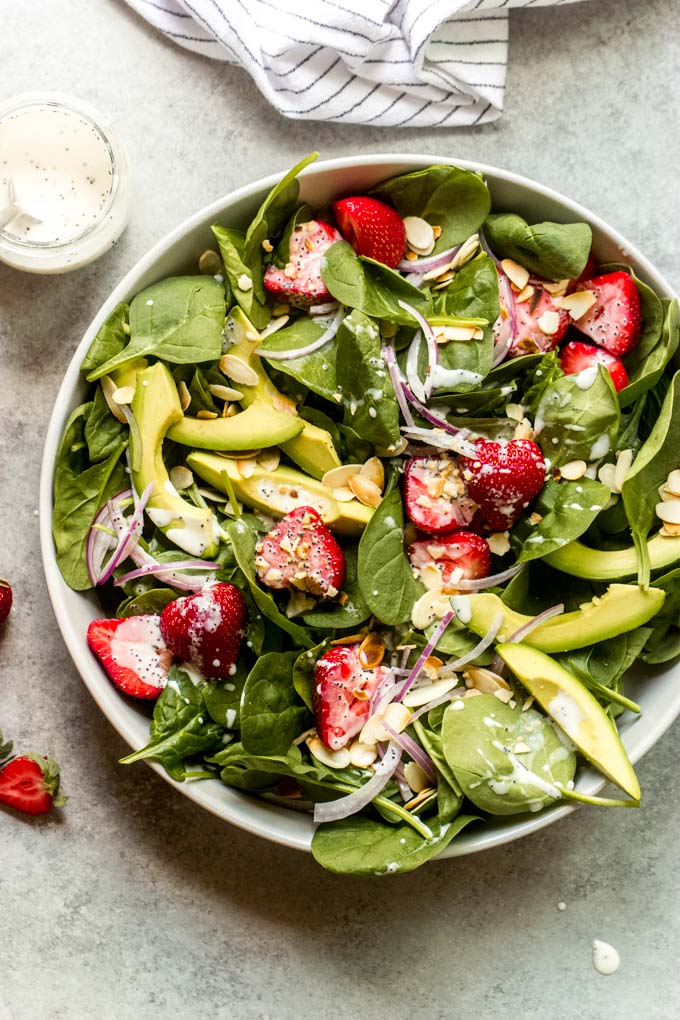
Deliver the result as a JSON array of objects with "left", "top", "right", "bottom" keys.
[
  {"left": 661, "top": 522, "right": 680, "bottom": 537},
  {"left": 208, "top": 383, "right": 244, "bottom": 402},
  {"left": 521, "top": 695, "right": 535, "bottom": 713},
  {"left": 169, "top": 465, "right": 193, "bottom": 491},
  {"left": 359, "top": 713, "right": 385, "bottom": 747},
  {"left": 177, "top": 379, "right": 191, "bottom": 412},
  {"left": 422, "top": 655, "right": 443, "bottom": 680},
  {"left": 272, "top": 392, "right": 298, "bottom": 415},
  {"left": 219, "top": 354, "right": 259, "bottom": 386},
  {"left": 404, "top": 787, "right": 436, "bottom": 810},
  {"left": 330, "top": 630, "right": 369, "bottom": 647},
  {"left": 101, "top": 376, "right": 128, "bottom": 423},
  {"left": 348, "top": 741, "right": 378, "bottom": 768},
  {"left": 403, "top": 216, "right": 435, "bottom": 255},
  {"left": 537, "top": 310, "right": 561, "bottom": 335},
  {"left": 420, "top": 562, "right": 443, "bottom": 590},
  {"left": 598, "top": 462, "right": 617, "bottom": 491},
  {"left": 258, "top": 448, "right": 281, "bottom": 472},
  {"left": 464, "top": 666, "right": 511, "bottom": 694},
  {"left": 260, "top": 314, "right": 290, "bottom": 339},
  {"left": 432, "top": 225, "right": 442, "bottom": 240},
  {"left": 404, "top": 761, "right": 430, "bottom": 793},
  {"left": 406, "top": 250, "right": 419, "bottom": 261},
  {"left": 358, "top": 632, "right": 386, "bottom": 670},
  {"left": 411, "top": 587, "right": 450, "bottom": 630},
  {"left": 656, "top": 500, "right": 680, "bottom": 524},
  {"left": 322, "top": 464, "right": 363, "bottom": 489},
  {"left": 528, "top": 511, "right": 543, "bottom": 526},
  {"left": 560, "top": 290, "right": 596, "bottom": 320},
  {"left": 432, "top": 273, "right": 455, "bottom": 291},
  {"left": 666, "top": 469, "right": 680, "bottom": 496},
  {"left": 402, "top": 676, "right": 461, "bottom": 709},
  {"left": 501, "top": 259, "right": 530, "bottom": 291},
  {"left": 493, "top": 688, "right": 514, "bottom": 704},
  {"left": 237, "top": 458, "right": 256, "bottom": 478},
  {"left": 196, "top": 409, "right": 218, "bottom": 419},
  {"left": 513, "top": 418, "right": 534, "bottom": 441},
  {"left": 543, "top": 279, "right": 570, "bottom": 297},
  {"left": 505, "top": 403, "right": 525, "bottom": 422},
  {"left": 515, "top": 284, "right": 535, "bottom": 304},
  {"left": 261, "top": 238, "right": 273, "bottom": 253},
  {"left": 237, "top": 273, "right": 253, "bottom": 291},
  {"left": 306, "top": 736, "right": 350, "bottom": 770},
  {"left": 559, "top": 459, "right": 587, "bottom": 481},
  {"left": 112, "top": 385, "right": 135, "bottom": 405},
  {"left": 375, "top": 702, "right": 411, "bottom": 741},
  {"left": 487, "top": 531, "right": 510, "bottom": 557},
  {"left": 198, "top": 249, "right": 222, "bottom": 275},
  {"left": 463, "top": 688, "right": 484, "bottom": 699},
  {"left": 614, "top": 448, "right": 633, "bottom": 491},
  {"left": 332, "top": 486, "right": 356, "bottom": 503},
  {"left": 434, "top": 325, "right": 479, "bottom": 343},
  {"left": 360, "top": 457, "right": 385, "bottom": 491},
  {"left": 347, "top": 474, "right": 382, "bottom": 508}
]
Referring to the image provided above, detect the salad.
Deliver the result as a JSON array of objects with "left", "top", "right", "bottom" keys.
[{"left": 52, "top": 154, "right": 680, "bottom": 876}]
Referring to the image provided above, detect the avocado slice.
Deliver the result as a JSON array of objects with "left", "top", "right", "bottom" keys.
[
  {"left": 130, "top": 362, "right": 220, "bottom": 558},
  {"left": 545, "top": 535, "right": 680, "bottom": 580},
  {"left": 451, "top": 584, "right": 665, "bottom": 653},
  {"left": 167, "top": 398, "right": 304, "bottom": 450},
  {"left": 111, "top": 358, "right": 148, "bottom": 389},
  {"left": 497, "top": 642, "right": 640, "bottom": 801},
  {"left": 187, "top": 450, "right": 372, "bottom": 536},
  {"left": 225, "top": 308, "right": 341, "bottom": 478}
]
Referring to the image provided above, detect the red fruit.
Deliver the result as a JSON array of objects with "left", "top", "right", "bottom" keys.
[
  {"left": 263, "top": 219, "right": 341, "bottom": 308},
  {"left": 255, "top": 506, "right": 346, "bottom": 598},
  {"left": 409, "top": 530, "right": 491, "bottom": 589},
  {"left": 403, "top": 455, "right": 477, "bottom": 535},
  {"left": 0, "top": 755, "right": 61, "bottom": 816},
  {"left": 560, "top": 340, "right": 629, "bottom": 393},
  {"left": 467, "top": 440, "right": 546, "bottom": 530},
  {"left": 159, "top": 583, "right": 247, "bottom": 680},
  {"left": 508, "top": 287, "right": 569, "bottom": 356},
  {"left": 333, "top": 196, "right": 406, "bottom": 269},
  {"left": 0, "top": 579, "right": 12, "bottom": 624},
  {"left": 573, "top": 271, "right": 642, "bottom": 355},
  {"left": 313, "top": 644, "right": 389, "bottom": 751},
  {"left": 88, "top": 614, "right": 171, "bottom": 699}
]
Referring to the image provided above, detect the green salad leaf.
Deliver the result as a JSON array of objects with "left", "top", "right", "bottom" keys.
[
  {"left": 212, "top": 226, "right": 270, "bottom": 330},
  {"left": 483, "top": 214, "right": 592, "bottom": 281},
  {"left": 321, "top": 241, "right": 431, "bottom": 324},
  {"left": 534, "top": 365, "right": 620, "bottom": 467},
  {"left": 81, "top": 302, "right": 129, "bottom": 375},
  {"left": 515, "top": 477, "right": 611, "bottom": 562},
  {"left": 259, "top": 316, "right": 338, "bottom": 403},
  {"left": 336, "top": 309, "right": 401, "bottom": 450},
  {"left": 619, "top": 298, "right": 679, "bottom": 407},
  {"left": 241, "top": 651, "right": 308, "bottom": 755},
  {"left": 84, "top": 385, "right": 125, "bottom": 462},
  {"left": 302, "top": 546, "right": 371, "bottom": 630},
  {"left": 358, "top": 489, "right": 422, "bottom": 626},
  {"left": 430, "top": 253, "right": 499, "bottom": 391}
]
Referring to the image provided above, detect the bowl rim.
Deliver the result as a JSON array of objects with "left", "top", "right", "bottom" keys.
[{"left": 40, "top": 153, "right": 680, "bottom": 859}]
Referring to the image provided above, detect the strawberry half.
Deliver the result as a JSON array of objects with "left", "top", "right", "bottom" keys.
[
  {"left": 467, "top": 439, "right": 546, "bottom": 530},
  {"left": 573, "top": 271, "right": 642, "bottom": 355},
  {"left": 0, "top": 579, "right": 12, "bottom": 624},
  {"left": 313, "top": 644, "right": 388, "bottom": 751},
  {"left": 0, "top": 755, "right": 63, "bottom": 816},
  {"left": 255, "top": 506, "right": 346, "bottom": 598},
  {"left": 159, "top": 583, "right": 247, "bottom": 680},
  {"left": 409, "top": 530, "right": 491, "bottom": 589},
  {"left": 403, "top": 455, "right": 477, "bottom": 535},
  {"left": 560, "top": 340, "right": 629, "bottom": 393},
  {"left": 333, "top": 196, "right": 406, "bottom": 269},
  {"left": 502, "top": 283, "right": 569, "bottom": 357},
  {"left": 88, "top": 614, "right": 171, "bottom": 699},
  {"left": 263, "top": 219, "right": 341, "bottom": 309}
]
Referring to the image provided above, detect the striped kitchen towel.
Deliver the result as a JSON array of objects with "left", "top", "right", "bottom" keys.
[{"left": 123, "top": 0, "right": 586, "bottom": 128}]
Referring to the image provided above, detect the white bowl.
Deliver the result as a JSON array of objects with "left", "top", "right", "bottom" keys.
[{"left": 40, "top": 155, "right": 680, "bottom": 859}]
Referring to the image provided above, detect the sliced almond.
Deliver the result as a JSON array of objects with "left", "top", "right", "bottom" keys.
[
  {"left": 501, "top": 259, "right": 530, "bottom": 291},
  {"left": 598, "top": 462, "right": 617, "bottom": 491},
  {"left": 101, "top": 376, "right": 128, "bottom": 423},
  {"left": 464, "top": 666, "right": 510, "bottom": 694},
  {"left": 403, "top": 216, "right": 435, "bottom": 255},
  {"left": 112, "top": 385, "right": 135, "bottom": 405},
  {"left": 220, "top": 353, "right": 259, "bottom": 387},
  {"left": 411, "top": 587, "right": 451, "bottom": 630},
  {"left": 358, "top": 632, "right": 386, "bottom": 670},
  {"left": 330, "top": 630, "right": 369, "bottom": 647},
  {"left": 208, "top": 383, "right": 244, "bottom": 402},
  {"left": 261, "top": 238, "right": 274, "bottom": 253},
  {"left": 347, "top": 474, "right": 382, "bottom": 508},
  {"left": 419, "top": 562, "right": 443, "bottom": 590},
  {"left": 360, "top": 457, "right": 385, "bottom": 491},
  {"left": 463, "top": 688, "right": 484, "bottom": 699},
  {"left": 237, "top": 273, "right": 253, "bottom": 291},
  {"left": 169, "top": 465, "right": 193, "bottom": 491},
  {"left": 348, "top": 741, "right": 378, "bottom": 769},
  {"left": 450, "top": 233, "right": 479, "bottom": 270},
  {"left": 260, "top": 315, "right": 290, "bottom": 339},
  {"left": 513, "top": 418, "right": 534, "bottom": 441},
  {"left": 614, "top": 448, "right": 633, "bottom": 491},
  {"left": 404, "top": 761, "right": 430, "bottom": 794},
  {"left": 198, "top": 249, "right": 222, "bottom": 275},
  {"left": 656, "top": 500, "right": 680, "bottom": 524},
  {"left": 515, "top": 284, "right": 535, "bottom": 304},
  {"left": 537, "top": 310, "right": 561, "bottom": 335},
  {"left": 237, "top": 458, "right": 256, "bottom": 478},
  {"left": 375, "top": 702, "right": 411, "bottom": 742},
  {"left": 487, "top": 531, "right": 510, "bottom": 557},
  {"left": 272, "top": 392, "right": 298, "bottom": 416},
  {"left": 258, "top": 448, "right": 281, "bottom": 473},
  {"left": 661, "top": 522, "right": 680, "bottom": 537},
  {"left": 493, "top": 688, "right": 514, "bottom": 704},
  {"left": 322, "top": 464, "right": 363, "bottom": 489},
  {"left": 196, "top": 409, "right": 218, "bottom": 419},
  {"left": 559, "top": 459, "right": 587, "bottom": 481},
  {"left": 402, "top": 676, "right": 460, "bottom": 709},
  {"left": 513, "top": 740, "right": 531, "bottom": 754},
  {"left": 306, "top": 736, "right": 350, "bottom": 770},
  {"left": 434, "top": 325, "right": 479, "bottom": 343},
  {"left": 528, "top": 511, "right": 543, "bottom": 526},
  {"left": 177, "top": 379, "right": 191, "bottom": 412},
  {"left": 560, "top": 290, "right": 596, "bottom": 320},
  {"left": 404, "top": 787, "right": 436, "bottom": 811},
  {"left": 543, "top": 279, "right": 570, "bottom": 297},
  {"left": 359, "top": 713, "right": 385, "bottom": 747},
  {"left": 422, "top": 655, "right": 443, "bottom": 680},
  {"left": 521, "top": 695, "right": 535, "bottom": 713},
  {"left": 332, "top": 486, "right": 356, "bottom": 503},
  {"left": 506, "top": 403, "right": 525, "bottom": 422},
  {"left": 665, "top": 469, "right": 680, "bottom": 496}
]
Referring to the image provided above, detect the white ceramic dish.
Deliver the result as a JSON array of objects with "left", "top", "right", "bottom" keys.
[{"left": 40, "top": 154, "right": 680, "bottom": 859}]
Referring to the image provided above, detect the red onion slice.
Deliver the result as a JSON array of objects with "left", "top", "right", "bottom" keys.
[
  {"left": 97, "top": 481, "right": 154, "bottom": 586},
  {"left": 257, "top": 306, "right": 343, "bottom": 361},
  {"left": 114, "top": 559, "right": 220, "bottom": 588},
  {"left": 491, "top": 332, "right": 513, "bottom": 369},
  {"left": 411, "top": 688, "right": 466, "bottom": 722},
  {"left": 456, "top": 563, "right": 525, "bottom": 591},
  {"left": 383, "top": 345, "right": 415, "bottom": 428},
  {"left": 405, "top": 329, "right": 427, "bottom": 403},
  {"left": 491, "top": 603, "right": 565, "bottom": 674},
  {"left": 382, "top": 723, "right": 438, "bottom": 785},
  {"left": 309, "top": 301, "right": 339, "bottom": 316},
  {"left": 478, "top": 229, "right": 501, "bottom": 268},
  {"left": 400, "top": 422, "right": 479, "bottom": 460},
  {"left": 398, "top": 299, "right": 438, "bottom": 399},
  {"left": 394, "top": 610, "right": 455, "bottom": 703},
  {"left": 313, "top": 741, "right": 403, "bottom": 824},
  {"left": 398, "top": 245, "right": 460, "bottom": 273},
  {"left": 438, "top": 611, "right": 504, "bottom": 676}
]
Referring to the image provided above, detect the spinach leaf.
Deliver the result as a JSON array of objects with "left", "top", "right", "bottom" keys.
[
  {"left": 303, "top": 546, "right": 371, "bottom": 630},
  {"left": 116, "top": 588, "right": 177, "bottom": 618},
  {"left": 88, "top": 277, "right": 226, "bottom": 380},
  {"left": 203, "top": 658, "right": 250, "bottom": 729},
  {"left": 52, "top": 404, "right": 128, "bottom": 591},
  {"left": 534, "top": 366, "right": 620, "bottom": 467},
  {"left": 441, "top": 694, "right": 576, "bottom": 815},
  {"left": 119, "top": 668, "right": 224, "bottom": 781},
  {"left": 486, "top": 351, "right": 545, "bottom": 388},
  {"left": 259, "top": 316, "right": 338, "bottom": 403},
  {"left": 241, "top": 651, "right": 308, "bottom": 755},
  {"left": 226, "top": 517, "right": 314, "bottom": 647},
  {"left": 519, "top": 350, "right": 564, "bottom": 415},
  {"left": 212, "top": 225, "right": 270, "bottom": 330},
  {"left": 431, "top": 254, "right": 499, "bottom": 390},
  {"left": 293, "top": 640, "right": 331, "bottom": 710},
  {"left": 311, "top": 814, "right": 478, "bottom": 876},
  {"left": 425, "top": 620, "right": 495, "bottom": 665},
  {"left": 275, "top": 203, "right": 313, "bottom": 267},
  {"left": 81, "top": 302, "right": 129, "bottom": 375},
  {"left": 640, "top": 566, "right": 680, "bottom": 664},
  {"left": 211, "top": 740, "right": 353, "bottom": 793},
  {"left": 84, "top": 385, "right": 125, "bottom": 462},
  {"left": 514, "top": 477, "right": 610, "bottom": 562},
  {"left": 412, "top": 719, "right": 463, "bottom": 822},
  {"left": 619, "top": 298, "right": 679, "bottom": 408},
  {"left": 321, "top": 241, "right": 431, "bottom": 324},
  {"left": 187, "top": 367, "right": 218, "bottom": 414},
  {"left": 358, "top": 489, "right": 422, "bottom": 626},
  {"left": 483, "top": 214, "right": 592, "bottom": 281},
  {"left": 371, "top": 164, "right": 491, "bottom": 251},
  {"left": 558, "top": 627, "right": 652, "bottom": 716},
  {"left": 336, "top": 309, "right": 400, "bottom": 450},
  {"left": 621, "top": 371, "right": 680, "bottom": 586}
]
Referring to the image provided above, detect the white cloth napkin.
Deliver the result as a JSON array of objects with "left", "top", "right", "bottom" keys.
[{"left": 123, "top": 0, "right": 585, "bottom": 128}]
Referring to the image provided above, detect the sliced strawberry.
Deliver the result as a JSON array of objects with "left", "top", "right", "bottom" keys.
[
  {"left": 573, "top": 271, "right": 642, "bottom": 355},
  {"left": 263, "top": 220, "right": 341, "bottom": 309},
  {"left": 467, "top": 439, "right": 546, "bottom": 530},
  {"left": 88, "top": 614, "right": 171, "bottom": 699},
  {"left": 333, "top": 196, "right": 406, "bottom": 268},
  {"left": 255, "top": 506, "right": 345, "bottom": 598},
  {"left": 0, "top": 579, "right": 12, "bottom": 624},
  {"left": 560, "top": 340, "right": 629, "bottom": 393},
  {"left": 403, "top": 455, "right": 477, "bottom": 535},
  {"left": 159, "top": 583, "right": 247, "bottom": 680},
  {"left": 0, "top": 755, "right": 62, "bottom": 816},
  {"left": 313, "top": 644, "right": 388, "bottom": 751},
  {"left": 510, "top": 288, "right": 569, "bottom": 356},
  {"left": 409, "top": 530, "right": 491, "bottom": 589}
]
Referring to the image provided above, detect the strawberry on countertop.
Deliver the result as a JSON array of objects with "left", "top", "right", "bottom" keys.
[
  {"left": 403, "top": 455, "right": 478, "bottom": 535},
  {"left": 88, "top": 614, "right": 172, "bottom": 699},
  {"left": 333, "top": 196, "right": 406, "bottom": 269},
  {"left": 573, "top": 271, "right": 642, "bottom": 355},
  {"left": 0, "top": 579, "right": 12, "bottom": 624},
  {"left": 467, "top": 439, "right": 546, "bottom": 531},
  {"left": 560, "top": 340, "right": 629, "bottom": 393},
  {"left": 313, "top": 644, "right": 388, "bottom": 751},
  {"left": 255, "top": 506, "right": 346, "bottom": 599},
  {"left": 159, "top": 583, "right": 247, "bottom": 680},
  {"left": 263, "top": 219, "right": 342, "bottom": 308},
  {"left": 409, "top": 530, "right": 491, "bottom": 590},
  {"left": 0, "top": 753, "right": 64, "bottom": 817}
]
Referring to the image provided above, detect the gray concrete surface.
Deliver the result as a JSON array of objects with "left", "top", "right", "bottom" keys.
[{"left": 1, "top": 1, "right": 679, "bottom": 1017}]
